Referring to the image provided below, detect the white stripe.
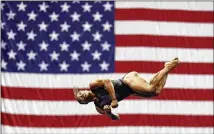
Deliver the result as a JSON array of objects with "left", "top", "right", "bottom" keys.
[
  {"left": 2, "top": 99, "right": 213, "bottom": 115},
  {"left": 2, "top": 125, "right": 213, "bottom": 134},
  {"left": 2, "top": 72, "right": 213, "bottom": 89},
  {"left": 115, "top": 1, "right": 213, "bottom": 11},
  {"left": 115, "top": 21, "right": 213, "bottom": 37},
  {"left": 116, "top": 47, "right": 213, "bottom": 63}
]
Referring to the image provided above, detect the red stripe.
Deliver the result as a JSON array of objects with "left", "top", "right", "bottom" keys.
[
  {"left": 116, "top": 35, "right": 213, "bottom": 49},
  {"left": 115, "top": 8, "right": 214, "bottom": 23},
  {"left": 115, "top": 61, "right": 213, "bottom": 74},
  {"left": 2, "top": 86, "right": 213, "bottom": 101},
  {"left": 2, "top": 113, "right": 213, "bottom": 127}
]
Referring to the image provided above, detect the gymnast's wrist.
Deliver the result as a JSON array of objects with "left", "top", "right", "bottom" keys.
[{"left": 112, "top": 98, "right": 117, "bottom": 101}]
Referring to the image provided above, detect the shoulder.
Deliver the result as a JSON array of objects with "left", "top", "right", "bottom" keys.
[
  {"left": 89, "top": 79, "right": 111, "bottom": 89},
  {"left": 89, "top": 79, "right": 104, "bottom": 89}
]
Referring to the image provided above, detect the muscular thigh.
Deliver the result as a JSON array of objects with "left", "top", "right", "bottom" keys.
[{"left": 122, "top": 72, "right": 150, "bottom": 93}]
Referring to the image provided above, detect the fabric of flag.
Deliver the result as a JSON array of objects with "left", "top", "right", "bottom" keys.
[{"left": 1, "top": 1, "right": 213, "bottom": 134}]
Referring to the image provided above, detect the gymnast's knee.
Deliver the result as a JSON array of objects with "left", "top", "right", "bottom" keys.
[{"left": 129, "top": 71, "right": 138, "bottom": 76}]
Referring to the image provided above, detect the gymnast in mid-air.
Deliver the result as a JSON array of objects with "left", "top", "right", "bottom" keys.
[{"left": 73, "top": 57, "right": 180, "bottom": 120}]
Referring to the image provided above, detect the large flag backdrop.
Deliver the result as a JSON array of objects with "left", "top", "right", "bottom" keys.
[{"left": 1, "top": 1, "right": 213, "bottom": 134}]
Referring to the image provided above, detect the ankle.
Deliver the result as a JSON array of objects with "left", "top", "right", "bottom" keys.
[{"left": 163, "top": 67, "right": 170, "bottom": 73}]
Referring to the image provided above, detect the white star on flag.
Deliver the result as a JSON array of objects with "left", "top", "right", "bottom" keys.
[
  {"left": 39, "top": 41, "right": 49, "bottom": 51},
  {"left": 92, "top": 50, "right": 102, "bottom": 60},
  {"left": 103, "top": 2, "right": 113, "bottom": 11},
  {"left": 27, "top": 50, "right": 37, "bottom": 60},
  {"left": 27, "top": 11, "right": 37, "bottom": 21},
  {"left": 59, "top": 61, "right": 70, "bottom": 72},
  {"left": 17, "top": 41, "right": 26, "bottom": 51},
  {"left": 60, "top": 22, "right": 70, "bottom": 32},
  {"left": 70, "top": 51, "right": 80, "bottom": 61},
  {"left": 38, "top": 21, "right": 48, "bottom": 31},
  {"left": 49, "top": 51, "right": 60, "bottom": 61},
  {"left": 1, "top": 40, "right": 6, "bottom": 49},
  {"left": 1, "top": 3, "right": 5, "bottom": 10},
  {"left": 49, "top": 31, "right": 59, "bottom": 41},
  {"left": 81, "top": 61, "right": 91, "bottom": 72},
  {"left": 70, "top": 12, "right": 81, "bottom": 22},
  {"left": 82, "top": 21, "right": 92, "bottom": 32},
  {"left": 102, "top": 21, "right": 112, "bottom": 31},
  {"left": 60, "top": 2, "right": 70, "bottom": 12},
  {"left": 99, "top": 61, "right": 109, "bottom": 71},
  {"left": 70, "top": 31, "right": 80, "bottom": 41},
  {"left": 60, "top": 42, "right": 69, "bottom": 51},
  {"left": 81, "top": 41, "right": 92, "bottom": 51},
  {"left": 82, "top": 2, "right": 92, "bottom": 12},
  {"left": 49, "top": 12, "right": 59, "bottom": 22},
  {"left": 17, "top": 2, "right": 27, "bottom": 11},
  {"left": 92, "top": 31, "right": 102, "bottom": 41},
  {"left": 16, "top": 60, "right": 26, "bottom": 71},
  {"left": 1, "top": 22, "right": 5, "bottom": 29},
  {"left": 6, "top": 10, "right": 16, "bottom": 20},
  {"left": 101, "top": 41, "right": 111, "bottom": 51},
  {"left": 7, "top": 30, "right": 16, "bottom": 40},
  {"left": 39, "top": 61, "right": 49, "bottom": 71},
  {"left": 93, "top": 12, "right": 103, "bottom": 21},
  {"left": 1, "top": 59, "right": 7, "bottom": 70},
  {"left": 7, "top": 50, "right": 17, "bottom": 60},
  {"left": 39, "top": 2, "right": 49, "bottom": 12},
  {"left": 17, "top": 21, "right": 27, "bottom": 31},
  {"left": 27, "top": 30, "right": 37, "bottom": 41}
]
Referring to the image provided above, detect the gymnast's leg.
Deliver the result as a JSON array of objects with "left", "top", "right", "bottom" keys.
[
  {"left": 123, "top": 58, "right": 179, "bottom": 95},
  {"left": 148, "top": 57, "right": 179, "bottom": 93}
]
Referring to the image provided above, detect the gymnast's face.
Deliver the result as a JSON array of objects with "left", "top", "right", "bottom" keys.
[{"left": 76, "top": 90, "right": 91, "bottom": 104}]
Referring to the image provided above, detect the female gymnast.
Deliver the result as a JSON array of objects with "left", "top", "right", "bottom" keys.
[{"left": 73, "top": 57, "right": 180, "bottom": 120}]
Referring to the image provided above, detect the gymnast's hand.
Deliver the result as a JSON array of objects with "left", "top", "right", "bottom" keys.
[
  {"left": 111, "top": 99, "right": 118, "bottom": 108},
  {"left": 103, "top": 105, "right": 120, "bottom": 120},
  {"left": 103, "top": 105, "right": 111, "bottom": 113}
]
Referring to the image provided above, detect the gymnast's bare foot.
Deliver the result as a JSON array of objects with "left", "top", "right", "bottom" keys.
[{"left": 164, "top": 58, "right": 179, "bottom": 71}]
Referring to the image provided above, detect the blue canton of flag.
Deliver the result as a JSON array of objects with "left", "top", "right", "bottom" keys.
[{"left": 1, "top": 1, "right": 115, "bottom": 73}]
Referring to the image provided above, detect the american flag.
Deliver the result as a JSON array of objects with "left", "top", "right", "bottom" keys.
[{"left": 1, "top": 1, "right": 213, "bottom": 134}]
